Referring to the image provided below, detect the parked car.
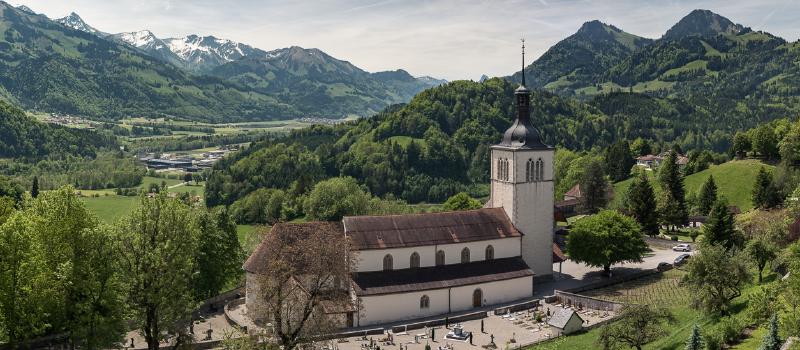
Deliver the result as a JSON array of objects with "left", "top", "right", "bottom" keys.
[
  {"left": 657, "top": 262, "right": 673, "bottom": 272},
  {"left": 674, "top": 253, "right": 691, "bottom": 266},
  {"left": 672, "top": 243, "right": 691, "bottom": 252}
]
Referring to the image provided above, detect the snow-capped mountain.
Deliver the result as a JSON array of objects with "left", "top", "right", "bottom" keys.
[
  {"left": 15, "top": 4, "right": 35, "bottom": 14},
  {"left": 110, "top": 30, "right": 185, "bottom": 67},
  {"left": 56, "top": 12, "right": 107, "bottom": 36},
  {"left": 163, "top": 35, "right": 266, "bottom": 72}
]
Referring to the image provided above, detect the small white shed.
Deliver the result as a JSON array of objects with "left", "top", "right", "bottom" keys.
[{"left": 548, "top": 308, "right": 584, "bottom": 336}]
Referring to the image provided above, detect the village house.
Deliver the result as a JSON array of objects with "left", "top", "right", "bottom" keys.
[{"left": 635, "top": 151, "right": 689, "bottom": 170}]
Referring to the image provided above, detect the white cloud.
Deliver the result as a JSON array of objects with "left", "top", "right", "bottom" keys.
[{"left": 11, "top": 0, "right": 800, "bottom": 80}]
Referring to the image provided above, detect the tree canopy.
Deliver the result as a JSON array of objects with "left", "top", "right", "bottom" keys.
[{"left": 565, "top": 210, "right": 649, "bottom": 276}]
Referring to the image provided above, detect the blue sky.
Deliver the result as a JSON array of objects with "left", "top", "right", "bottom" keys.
[{"left": 12, "top": 0, "right": 800, "bottom": 80}]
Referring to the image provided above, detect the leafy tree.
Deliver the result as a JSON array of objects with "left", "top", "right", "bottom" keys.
[
  {"left": 658, "top": 151, "right": 688, "bottom": 229},
  {"left": 752, "top": 125, "right": 779, "bottom": 159},
  {"left": 625, "top": 171, "right": 659, "bottom": 237},
  {"left": 746, "top": 236, "right": 778, "bottom": 284},
  {"left": 597, "top": 305, "right": 675, "bottom": 350},
  {"left": 117, "top": 193, "right": 199, "bottom": 350},
  {"left": 249, "top": 219, "right": 354, "bottom": 350},
  {"left": 443, "top": 192, "right": 482, "bottom": 211},
  {"left": 0, "top": 212, "right": 48, "bottom": 346},
  {"left": 752, "top": 167, "right": 780, "bottom": 209},
  {"left": 194, "top": 207, "right": 243, "bottom": 300},
  {"left": 580, "top": 159, "right": 608, "bottom": 214},
  {"left": 703, "top": 199, "right": 742, "bottom": 251},
  {"left": 732, "top": 132, "right": 751, "bottom": 157},
  {"left": 30, "top": 176, "right": 39, "bottom": 198},
  {"left": 29, "top": 188, "right": 125, "bottom": 348},
  {"left": 183, "top": 173, "right": 193, "bottom": 183},
  {"left": 683, "top": 244, "right": 750, "bottom": 315},
  {"left": 230, "top": 188, "right": 288, "bottom": 224},
  {"left": 685, "top": 324, "right": 703, "bottom": 350},
  {"left": 604, "top": 140, "right": 635, "bottom": 182},
  {"left": 303, "top": 177, "right": 371, "bottom": 221},
  {"left": 698, "top": 175, "right": 717, "bottom": 215},
  {"left": 565, "top": 210, "right": 649, "bottom": 276},
  {"left": 0, "top": 175, "right": 23, "bottom": 204},
  {"left": 747, "top": 285, "right": 780, "bottom": 325},
  {"left": 630, "top": 138, "right": 652, "bottom": 157},
  {"left": 758, "top": 314, "right": 781, "bottom": 350}
]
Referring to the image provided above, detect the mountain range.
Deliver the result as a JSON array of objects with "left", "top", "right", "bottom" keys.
[{"left": 0, "top": 3, "right": 443, "bottom": 121}]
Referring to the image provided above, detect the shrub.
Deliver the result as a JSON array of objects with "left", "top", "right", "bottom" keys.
[
  {"left": 716, "top": 316, "right": 745, "bottom": 344},
  {"left": 703, "top": 328, "right": 724, "bottom": 350},
  {"left": 671, "top": 235, "right": 679, "bottom": 241}
]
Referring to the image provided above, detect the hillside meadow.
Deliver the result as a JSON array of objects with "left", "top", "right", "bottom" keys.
[{"left": 611, "top": 160, "right": 773, "bottom": 212}]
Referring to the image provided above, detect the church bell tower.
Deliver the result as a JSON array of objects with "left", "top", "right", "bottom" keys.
[{"left": 489, "top": 40, "right": 555, "bottom": 278}]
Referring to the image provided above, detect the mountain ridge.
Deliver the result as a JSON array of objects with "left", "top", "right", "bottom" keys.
[{"left": 0, "top": 3, "right": 443, "bottom": 120}]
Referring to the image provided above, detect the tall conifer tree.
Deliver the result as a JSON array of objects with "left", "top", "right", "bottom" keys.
[
  {"left": 626, "top": 171, "right": 659, "bottom": 236},
  {"left": 698, "top": 175, "right": 717, "bottom": 215},
  {"left": 658, "top": 150, "right": 688, "bottom": 229}
]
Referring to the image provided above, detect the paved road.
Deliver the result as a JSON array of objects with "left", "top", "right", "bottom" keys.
[{"left": 534, "top": 246, "right": 692, "bottom": 297}]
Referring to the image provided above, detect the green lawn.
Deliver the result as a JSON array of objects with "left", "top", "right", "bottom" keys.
[
  {"left": 237, "top": 224, "right": 267, "bottom": 254},
  {"left": 612, "top": 160, "right": 773, "bottom": 211},
  {"left": 80, "top": 177, "right": 206, "bottom": 224},
  {"left": 139, "top": 176, "right": 183, "bottom": 189},
  {"left": 81, "top": 195, "right": 139, "bottom": 224}
]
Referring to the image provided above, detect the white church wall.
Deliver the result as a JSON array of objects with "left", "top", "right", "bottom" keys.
[
  {"left": 356, "top": 276, "right": 533, "bottom": 326},
  {"left": 357, "top": 289, "right": 450, "bottom": 326},
  {"left": 449, "top": 276, "right": 533, "bottom": 312},
  {"left": 352, "top": 237, "right": 521, "bottom": 272}
]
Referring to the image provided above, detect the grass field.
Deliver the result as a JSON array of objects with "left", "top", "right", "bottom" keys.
[
  {"left": 82, "top": 195, "right": 139, "bottom": 224},
  {"left": 528, "top": 270, "right": 776, "bottom": 350},
  {"left": 79, "top": 176, "right": 206, "bottom": 223},
  {"left": 612, "top": 159, "right": 773, "bottom": 211}
]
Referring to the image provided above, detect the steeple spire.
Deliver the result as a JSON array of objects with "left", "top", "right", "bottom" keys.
[
  {"left": 521, "top": 38, "right": 526, "bottom": 87},
  {"left": 494, "top": 39, "right": 549, "bottom": 150}
]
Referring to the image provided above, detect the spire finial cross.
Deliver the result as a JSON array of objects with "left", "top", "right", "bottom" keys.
[{"left": 521, "top": 38, "right": 526, "bottom": 86}]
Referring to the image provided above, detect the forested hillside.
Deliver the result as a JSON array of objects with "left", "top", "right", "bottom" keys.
[
  {"left": 509, "top": 20, "right": 652, "bottom": 93},
  {"left": 0, "top": 100, "right": 115, "bottom": 159},
  {"left": 205, "top": 76, "right": 768, "bottom": 211},
  {"left": 210, "top": 47, "right": 442, "bottom": 118}
]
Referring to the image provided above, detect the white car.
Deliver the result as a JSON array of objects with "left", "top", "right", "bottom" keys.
[{"left": 672, "top": 243, "right": 691, "bottom": 252}]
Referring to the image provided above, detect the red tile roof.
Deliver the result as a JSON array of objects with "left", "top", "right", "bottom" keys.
[
  {"left": 564, "top": 184, "right": 582, "bottom": 198},
  {"left": 343, "top": 208, "right": 521, "bottom": 250}
]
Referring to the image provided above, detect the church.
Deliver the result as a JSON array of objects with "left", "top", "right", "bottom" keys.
[{"left": 243, "top": 54, "right": 556, "bottom": 327}]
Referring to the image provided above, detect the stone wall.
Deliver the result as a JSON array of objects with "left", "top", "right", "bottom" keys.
[{"left": 553, "top": 290, "right": 625, "bottom": 313}]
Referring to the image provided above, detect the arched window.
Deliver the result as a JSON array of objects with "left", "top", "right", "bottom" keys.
[
  {"left": 537, "top": 158, "right": 545, "bottom": 181},
  {"left": 497, "top": 158, "right": 510, "bottom": 181},
  {"left": 383, "top": 254, "right": 393, "bottom": 271},
  {"left": 526, "top": 159, "right": 534, "bottom": 182},
  {"left": 485, "top": 245, "right": 494, "bottom": 260},
  {"left": 420, "top": 295, "right": 430, "bottom": 309},
  {"left": 410, "top": 252, "right": 420, "bottom": 268},
  {"left": 461, "top": 247, "right": 470, "bottom": 263},
  {"left": 436, "top": 250, "right": 445, "bottom": 266}
]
